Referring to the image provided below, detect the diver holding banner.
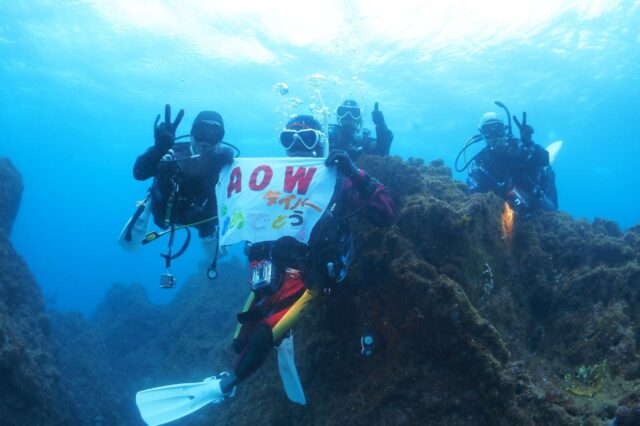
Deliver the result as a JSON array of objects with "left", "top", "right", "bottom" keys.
[{"left": 135, "top": 115, "right": 397, "bottom": 426}]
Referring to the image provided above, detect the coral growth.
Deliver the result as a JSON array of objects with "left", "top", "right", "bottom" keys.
[{"left": 4, "top": 154, "right": 640, "bottom": 425}]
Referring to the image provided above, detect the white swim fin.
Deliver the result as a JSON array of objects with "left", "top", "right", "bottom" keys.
[
  {"left": 135, "top": 374, "right": 233, "bottom": 426},
  {"left": 118, "top": 194, "right": 151, "bottom": 252},
  {"left": 276, "top": 335, "right": 306, "bottom": 405},
  {"left": 546, "top": 140, "right": 563, "bottom": 165}
]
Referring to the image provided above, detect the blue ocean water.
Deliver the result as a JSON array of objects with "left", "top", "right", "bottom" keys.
[{"left": 1, "top": 1, "right": 638, "bottom": 314}]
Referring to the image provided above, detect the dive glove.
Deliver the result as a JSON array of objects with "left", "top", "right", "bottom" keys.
[
  {"left": 326, "top": 150, "right": 378, "bottom": 197},
  {"left": 371, "top": 101, "right": 386, "bottom": 127},
  {"left": 326, "top": 149, "right": 359, "bottom": 178},
  {"left": 513, "top": 111, "right": 534, "bottom": 146},
  {"left": 154, "top": 104, "right": 185, "bottom": 152}
]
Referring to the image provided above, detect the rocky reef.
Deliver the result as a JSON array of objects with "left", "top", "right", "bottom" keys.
[
  {"left": 0, "top": 157, "right": 77, "bottom": 425},
  {"left": 0, "top": 158, "right": 22, "bottom": 235},
  {"left": 3, "top": 154, "right": 640, "bottom": 425},
  {"left": 49, "top": 269, "right": 248, "bottom": 425}
]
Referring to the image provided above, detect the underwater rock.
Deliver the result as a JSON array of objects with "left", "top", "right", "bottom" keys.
[
  {"left": 0, "top": 157, "right": 23, "bottom": 235},
  {"left": 50, "top": 310, "right": 130, "bottom": 425},
  {"left": 0, "top": 160, "right": 77, "bottom": 425},
  {"left": 47, "top": 154, "right": 640, "bottom": 425},
  {"left": 49, "top": 261, "right": 249, "bottom": 425},
  {"left": 592, "top": 217, "right": 623, "bottom": 238},
  {"left": 209, "top": 156, "right": 576, "bottom": 425}
]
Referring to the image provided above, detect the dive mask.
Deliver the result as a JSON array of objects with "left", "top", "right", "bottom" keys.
[
  {"left": 336, "top": 105, "right": 362, "bottom": 122},
  {"left": 192, "top": 119, "right": 224, "bottom": 144},
  {"left": 480, "top": 120, "right": 505, "bottom": 141},
  {"left": 279, "top": 128, "right": 323, "bottom": 151}
]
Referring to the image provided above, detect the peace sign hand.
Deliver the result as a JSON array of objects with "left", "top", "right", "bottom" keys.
[
  {"left": 154, "top": 104, "right": 185, "bottom": 152},
  {"left": 513, "top": 111, "right": 534, "bottom": 146}
]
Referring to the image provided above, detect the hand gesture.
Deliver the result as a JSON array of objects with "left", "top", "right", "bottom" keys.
[
  {"left": 325, "top": 149, "right": 358, "bottom": 177},
  {"left": 513, "top": 111, "right": 534, "bottom": 146},
  {"left": 154, "top": 104, "right": 185, "bottom": 152},
  {"left": 371, "top": 102, "right": 386, "bottom": 127}
]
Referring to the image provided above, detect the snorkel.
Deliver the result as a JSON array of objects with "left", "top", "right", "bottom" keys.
[{"left": 494, "top": 101, "right": 514, "bottom": 142}]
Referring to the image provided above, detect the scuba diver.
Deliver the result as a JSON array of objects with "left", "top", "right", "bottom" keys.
[
  {"left": 128, "top": 104, "right": 235, "bottom": 284},
  {"left": 455, "top": 101, "right": 558, "bottom": 214},
  {"left": 135, "top": 115, "right": 397, "bottom": 426},
  {"left": 328, "top": 99, "right": 394, "bottom": 160}
]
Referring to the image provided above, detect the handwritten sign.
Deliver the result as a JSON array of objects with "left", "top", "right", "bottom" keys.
[{"left": 216, "top": 157, "right": 336, "bottom": 246}]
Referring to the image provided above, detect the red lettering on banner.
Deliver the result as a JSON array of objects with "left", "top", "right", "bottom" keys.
[
  {"left": 249, "top": 165, "right": 273, "bottom": 191},
  {"left": 227, "top": 167, "right": 242, "bottom": 198},
  {"left": 283, "top": 166, "right": 317, "bottom": 195}
]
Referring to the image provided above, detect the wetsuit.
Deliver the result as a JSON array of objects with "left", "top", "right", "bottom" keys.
[
  {"left": 328, "top": 122, "right": 394, "bottom": 160},
  {"left": 133, "top": 142, "right": 233, "bottom": 237},
  {"left": 468, "top": 140, "right": 558, "bottom": 213},
  {"left": 231, "top": 169, "right": 397, "bottom": 383}
]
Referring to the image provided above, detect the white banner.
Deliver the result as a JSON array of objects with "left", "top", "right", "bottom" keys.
[{"left": 216, "top": 157, "right": 337, "bottom": 246}]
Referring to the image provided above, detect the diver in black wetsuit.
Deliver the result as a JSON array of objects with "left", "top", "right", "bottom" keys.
[
  {"left": 133, "top": 104, "right": 234, "bottom": 239},
  {"left": 328, "top": 99, "right": 394, "bottom": 160},
  {"left": 457, "top": 105, "right": 558, "bottom": 214},
  {"left": 134, "top": 115, "right": 397, "bottom": 425},
  {"left": 219, "top": 115, "right": 397, "bottom": 398}
]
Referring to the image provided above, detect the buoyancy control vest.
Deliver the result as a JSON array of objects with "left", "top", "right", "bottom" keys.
[{"left": 150, "top": 143, "right": 220, "bottom": 229}]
